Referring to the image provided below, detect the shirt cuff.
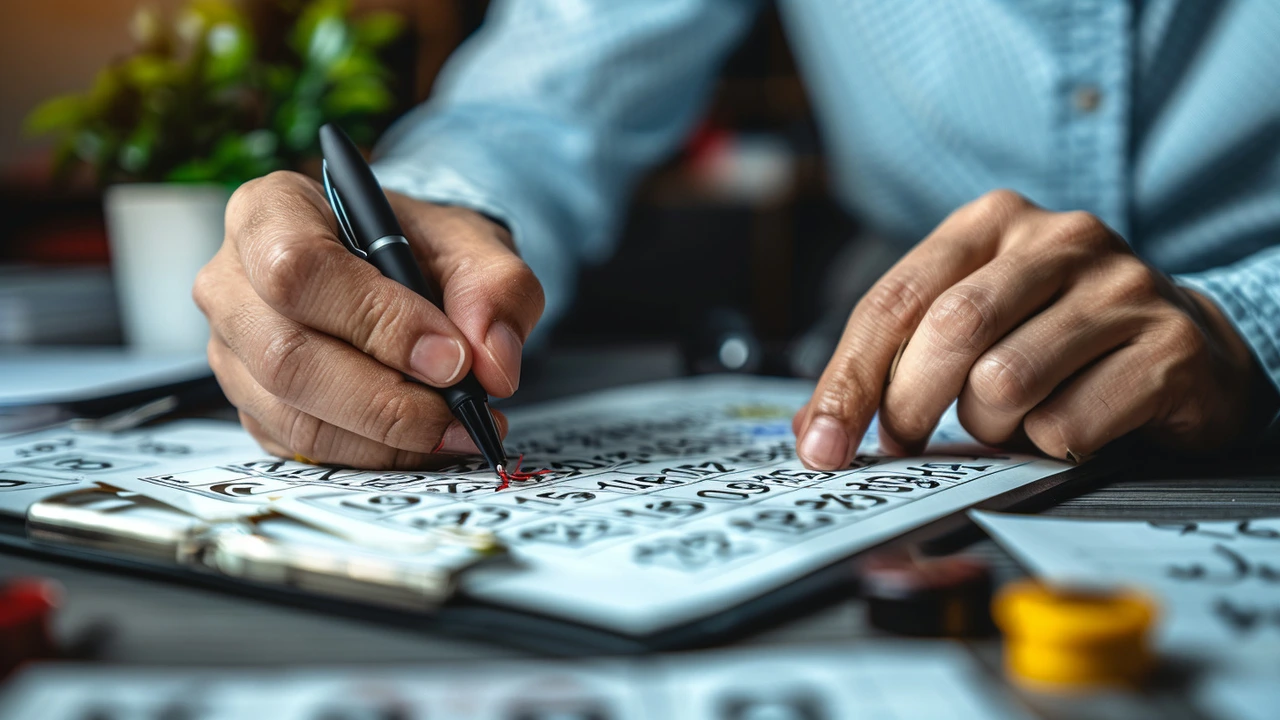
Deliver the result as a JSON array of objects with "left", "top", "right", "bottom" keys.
[{"left": 1177, "top": 267, "right": 1280, "bottom": 441}]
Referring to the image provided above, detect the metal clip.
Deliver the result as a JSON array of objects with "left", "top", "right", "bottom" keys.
[
  {"left": 322, "top": 160, "right": 366, "bottom": 258},
  {"left": 26, "top": 487, "right": 208, "bottom": 564}
]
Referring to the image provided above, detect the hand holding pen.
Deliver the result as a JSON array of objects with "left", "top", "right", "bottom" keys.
[{"left": 193, "top": 129, "right": 545, "bottom": 471}]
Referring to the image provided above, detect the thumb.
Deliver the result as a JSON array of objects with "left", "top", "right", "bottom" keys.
[{"left": 390, "top": 194, "right": 545, "bottom": 398}]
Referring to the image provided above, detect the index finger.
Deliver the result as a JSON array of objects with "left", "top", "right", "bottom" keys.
[
  {"left": 228, "top": 171, "right": 474, "bottom": 389},
  {"left": 797, "top": 192, "right": 1026, "bottom": 468}
]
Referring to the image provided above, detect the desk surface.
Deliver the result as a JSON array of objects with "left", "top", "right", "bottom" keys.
[{"left": 1, "top": 344, "right": 1277, "bottom": 720}]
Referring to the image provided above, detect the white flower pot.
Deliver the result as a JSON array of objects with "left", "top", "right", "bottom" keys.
[{"left": 104, "top": 183, "right": 230, "bottom": 353}]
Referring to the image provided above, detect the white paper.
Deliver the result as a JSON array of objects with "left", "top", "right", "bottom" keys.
[
  {"left": 1194, "top": 670, "right": 1280, "bottom": 720},
  {"left": 0, "top": 641, "right": 1032, "bottom": 720},
  {"left": 0, "top": 421, "right": 264, "bottom": 516},
  {"left": 74, "top": 376, "right": 1067, "bottom": 635},
  {"left": 971, "top": 511, "right": 1280, "bottom": 659},
  {"left": 971, "top": 511, "right": 1280, "bottom": 720},
  {"left": 0, "top": 349, "right": 209, "bottom": 407}
]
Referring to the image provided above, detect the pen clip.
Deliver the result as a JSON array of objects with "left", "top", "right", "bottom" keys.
[{"left": 322, "top": 160, "right": 366, "bottom": 258}]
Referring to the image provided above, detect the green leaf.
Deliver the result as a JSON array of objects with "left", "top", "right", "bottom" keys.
[
  {"left": 203, "top": 23, "right": 253, "bottom": 82},
  {"left": 353, "top": 12, "right": 403, "bottom": 48},
  {"left": 122, "top": 55, "right": 174, "bottom": 90},
  {"left": 323, "top": 75, "right": 392, "bottom": 116},
  {"left": 86, "top": 67, "right": 124, "bottom": 112},
  {"left": 184, "top": 0, "right": 246, "bottom": 31},
  {"left": 307, "top": 16, "right": 351, "bottom": 66},
  {"left": 25, "top": 95, "right": 86, "bottom": 136},
  {"left": 166, "top": 157, "right": 221, "bottom": 183},
  {"left": 290, "top": 0, "right": 348, "bottom": 57},
  {"left": 326, "top": 51, "right": 382, "bottom": 82},
  {"left": 119, "top": 122, "right": 160, "bottom": 173}
]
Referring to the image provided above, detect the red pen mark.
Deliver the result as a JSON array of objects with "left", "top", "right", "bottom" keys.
[
  {"left": 431, "top": 436, "right": 446, "bottom": 454},
  {"left": 496, "top": 454, "right": 550, "bottom": 491}
]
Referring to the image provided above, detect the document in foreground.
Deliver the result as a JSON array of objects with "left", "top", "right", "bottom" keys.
[
  {"left": 0, "top": 641, "right": 1031, "bottom": 720},
  {"left": 2, "top": 376, "right": 1071, "bottom": 635}
]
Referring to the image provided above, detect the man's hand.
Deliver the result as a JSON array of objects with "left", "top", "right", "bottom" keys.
[
  {"left": 194, "top": 171, "right": 544, "bottom": 468},
  {"left": 795, "top": 190, "right": 1261, "bottom": 469}
]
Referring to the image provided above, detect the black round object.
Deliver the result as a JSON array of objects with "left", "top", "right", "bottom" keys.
[{"left": 858, "top": 552, "right": 995, "bottom": 638}]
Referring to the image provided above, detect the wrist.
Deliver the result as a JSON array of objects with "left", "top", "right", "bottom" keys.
[{"left": 1183, "top": 286, "right": 1279, "bottom": 434}]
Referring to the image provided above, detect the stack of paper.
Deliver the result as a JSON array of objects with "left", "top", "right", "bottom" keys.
[{"left": 0, "top": 348, "right": 210, "bottom": 431}]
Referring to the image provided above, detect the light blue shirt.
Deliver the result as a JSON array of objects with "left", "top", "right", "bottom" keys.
[{"left": 373, "top": 0, "right": 1280, "bottom": 394}]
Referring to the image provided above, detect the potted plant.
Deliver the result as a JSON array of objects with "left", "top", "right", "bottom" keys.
[{"left": 26, "top": 0, "right": 403, "bottom": 352}]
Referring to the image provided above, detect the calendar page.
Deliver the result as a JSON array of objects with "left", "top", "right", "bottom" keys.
[{"left": 0, "top": 377, "right": 1070, "bottom": 635}]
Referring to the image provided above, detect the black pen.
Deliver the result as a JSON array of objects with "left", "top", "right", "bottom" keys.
[{"left": 319, "top": 123, "right": 508, "bottom": 478}]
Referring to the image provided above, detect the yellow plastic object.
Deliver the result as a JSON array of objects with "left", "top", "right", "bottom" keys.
[{"left": 993, "top": 579, "right": 1157, "bottom": 690}]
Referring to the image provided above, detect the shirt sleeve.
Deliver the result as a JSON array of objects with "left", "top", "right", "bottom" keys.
[
  {"left": 1177, "top": 247, "right": 1280, "bottom": 435},
  {"left": 371, "top": 0, "right": 762, "bottom": 340}
]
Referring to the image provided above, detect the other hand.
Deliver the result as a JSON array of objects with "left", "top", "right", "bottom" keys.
[
  {"left": 194, "top": 171, "right": 544, "bottom": 468},
  {"left": 794, "top": 189, "right": 1261, "bottom": 469}
]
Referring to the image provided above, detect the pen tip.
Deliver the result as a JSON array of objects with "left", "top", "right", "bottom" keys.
[{"left": 495, "top": 464, "right": 504, "bottom": 478}]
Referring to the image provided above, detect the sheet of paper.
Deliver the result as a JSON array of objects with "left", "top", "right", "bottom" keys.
[
  {"left": 0, "top": 641, "right": 1032, "bottom": 720},
  {"left": 107, "top": 376, "right": 1068, "bottom": 635},
  {"left": 0, "top": 421, "right": 263, "bottom": 516},
  {"left": 0, "top": 348, "right": 209, "bottom": 407},
  {"left": 1194, "top": 670, "right": 1280, "bottom": 720},
  {"left": 970, "top": 511, "right": 1280, "bottom": 660},
  {"left": 971, "top": 511, "right": 1280, "bottom": 720}
]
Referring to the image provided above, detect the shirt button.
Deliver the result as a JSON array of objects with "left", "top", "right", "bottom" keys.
[{"left": 1073, "top": 85, "right": 1102, "bottom": 113}]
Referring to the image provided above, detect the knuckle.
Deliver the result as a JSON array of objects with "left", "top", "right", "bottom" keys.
[
  {"left": 969, "top": 351, "right": 1035, "bottom": 412},
  {"left": 1050, "top": 211, "right": 1114, "bottom": 251},
  {"left": 191, "top": 263, "right": 216, "bottom": 317},
  {"left": 226, "top": 172, "right": 304, "bottom": 238},
  {"left": 257, "top": 325, "right": 312, "bottom": 400},
  {"left": 257, "top": 237, "right": 322, "bottom": 315},
  {"left": 966, "top": 189, "right": 1031, "bottom": 224},
  {"left": 981, "top": 188, "right": 1031, "bottom": 212},
  {"left": 502, "top": 261, "right": 546, "bottom": 320},
  {"left": 1103, "top": 260, "right": 1160, "bottom": 305},
  {"left": 224, "top": 176, "right": 264, "bottom": 228},
  {"left": 923, "top": 285, "right": 999, "bottom": 354},
  {"left": 860, "top": 273, "right": 932, "bottom": 333}
]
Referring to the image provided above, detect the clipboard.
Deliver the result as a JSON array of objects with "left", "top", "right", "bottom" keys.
[{"left": 0, "top": 377, "right": 1126, "bottom": 655}]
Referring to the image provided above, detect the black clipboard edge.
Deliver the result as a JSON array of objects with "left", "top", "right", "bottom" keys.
[{"left": 0, "top": 455, "right": 1126, "bottom": 656}]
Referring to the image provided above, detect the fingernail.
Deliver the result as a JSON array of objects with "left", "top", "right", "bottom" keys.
[
  {"left": 410, "top": 335, "right": 466, "bottom": 386},
  {"left": 486, "top": 321, "right": 523, "bottom": 395},
  {"left": 798, "top": 415, "right": 851, "bottom": 469},
  {"left": 436, "top": 421, "right": 478, "bottom": 454}
]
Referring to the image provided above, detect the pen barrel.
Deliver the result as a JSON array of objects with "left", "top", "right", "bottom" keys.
[{"left": 366, "top": 241, "right": 489, "bottom": 410}]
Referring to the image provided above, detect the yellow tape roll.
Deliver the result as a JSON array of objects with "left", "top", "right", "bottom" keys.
[{"left": 994, "top": 579, "right": 1157, "bottom": 690}]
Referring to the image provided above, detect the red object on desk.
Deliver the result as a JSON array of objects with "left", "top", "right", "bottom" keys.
[{"left": 0, "top": 578, "right": 62, "bottom": 678}]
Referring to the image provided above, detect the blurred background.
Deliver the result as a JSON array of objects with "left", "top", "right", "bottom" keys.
[{"left": 0, "top": 0, "right": 865, "bottom": 379}]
